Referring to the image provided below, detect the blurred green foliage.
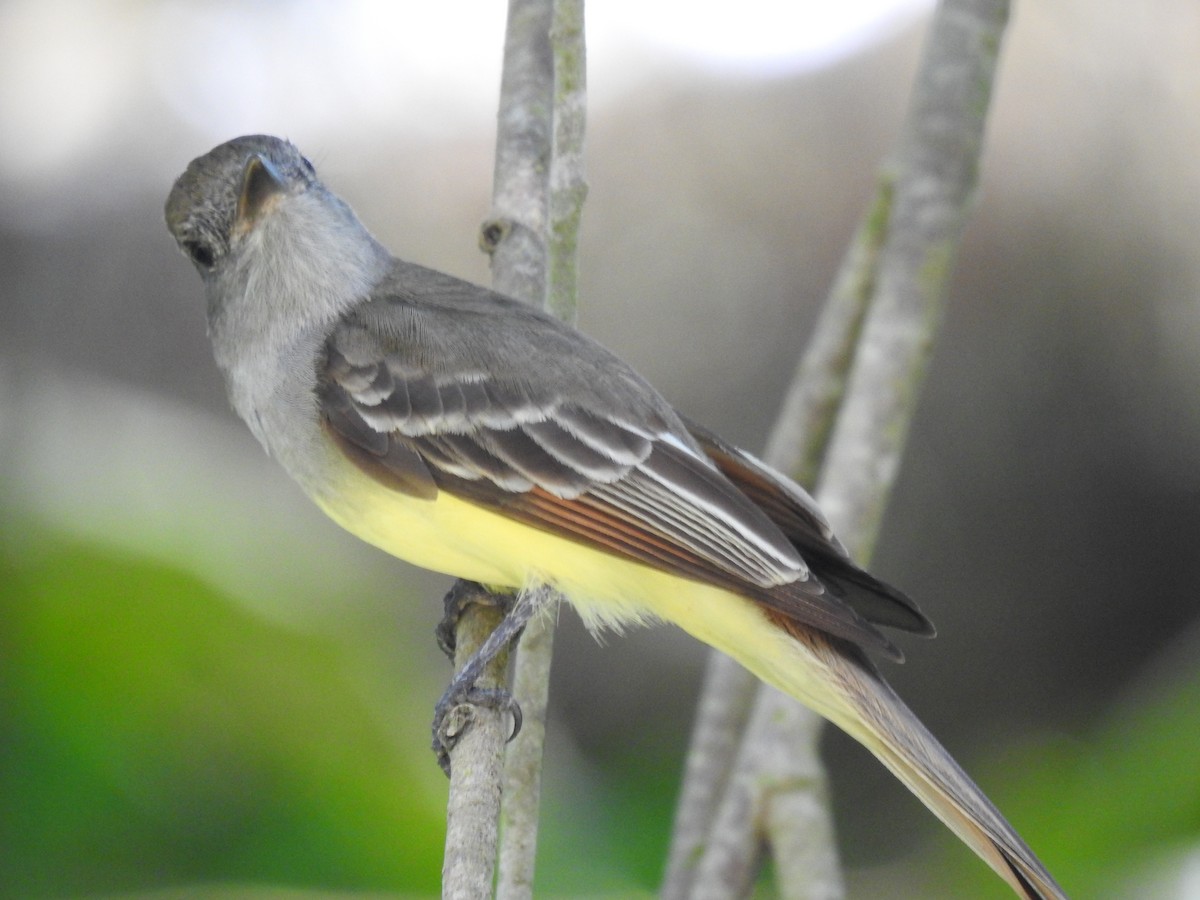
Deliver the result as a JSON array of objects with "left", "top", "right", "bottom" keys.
[
  {"left": 0, "top": 519, "right": 671, "bottom": 898},
  {"left": 0, "top": 522, "right": 448, "bottom": 897},
  {"left": 3, "top": 516, "right": 1197, "bottom": 898},
  {"left": 930, "top": 649, "right": 1200, "bottom": 898}
]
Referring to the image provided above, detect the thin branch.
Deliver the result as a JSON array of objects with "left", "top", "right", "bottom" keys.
[
  {"left": 443, "top": 1, "right": 554, "bottom": 897},
  {"left": 666, "top": 0, "right": 1012, "bottom": 895},
  {"left": 762, "top": 184, "right": 894, "bottom": 489},
  {"left": 720, "top": 186, "right": 902, "bottom": 900},
  {"left": 482, "top": 0, "right": 554, "bottom": 307},
  {"left": 546, "top": 0, "right": 588, "bottom": 327},
  {"left": 724, "top": 695, "right": 839, "bottom": 900},
  {"left": 661, "top": 121, "right": 893, "bottom": 900},
  {"left": 497, "top": 599, "right": 557, "bottom": 899},
  {"left": 764, "top": 5, "right": 1010, "bottom": 891},
  {"left": 689, "top": 686, "right": 844, "bottom": 900},
  {"left": 663, "top": 183, "right": 894, "bottom": 900},
  {"left": 661, "top": 653, "right": 757, "bottom": 900},
  {"left": 758, "top": 694, "right": 845, "bottom": 900},
  {"left": 441, "top": 601, "right": 513, "bottom": 900},
  {"left": 496, "top": 3, "right": 587, "bottom": 898},
  {"left": 816, "top": 0, "right": 1009, "bottom": 559}
]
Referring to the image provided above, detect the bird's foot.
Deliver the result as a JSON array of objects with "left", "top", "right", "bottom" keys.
[{"left": 431, "top": 582, "right": 546, "bottom": 775}]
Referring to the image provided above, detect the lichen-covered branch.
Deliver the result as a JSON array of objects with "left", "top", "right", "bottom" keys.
[
  {"left": 545, "top": 0, "right": 587, "bottom": 327},
  {"left": 443, "top": 2, "right": 588, "bottom": 898},
  {"left": 817, "top": 0, "right": 1010, "bottom": 559},
  {"left": 443, "top": 1, "right": 555, "bottom": 897},
  {"left": 441, "top": 601, "right": 513, "bottom": 900},
  {"left": 495, "top": 3, "right": 587, "bottom": 898},
  {"left": 482, "top": 0, "right": 554, "bottom": 308},
  {"left": 665, "top": 0, "right": 1012, "bottom": 896},
  {"left": 662, "top": 184, "right": 894, "bottom": 900}
]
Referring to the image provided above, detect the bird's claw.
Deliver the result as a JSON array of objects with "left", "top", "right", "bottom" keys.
[
  {"left": 435, "top": 580, "right": 512, "bottom": 659},
  {"left": 432, "top": 684, "right": 523, "bottom": 776}
]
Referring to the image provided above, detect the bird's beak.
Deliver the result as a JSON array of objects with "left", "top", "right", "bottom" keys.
[{"left": 234, "top": 154, "right": 287, "bottom": 237}]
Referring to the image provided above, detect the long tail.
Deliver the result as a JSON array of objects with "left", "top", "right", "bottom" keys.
[{"left": 780, "top": 622, "right": 1067, "bottom": 899}]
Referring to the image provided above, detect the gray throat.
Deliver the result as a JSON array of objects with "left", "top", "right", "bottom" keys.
[{"left": 207, "top": 190, "right": 391, "bottom": 490}]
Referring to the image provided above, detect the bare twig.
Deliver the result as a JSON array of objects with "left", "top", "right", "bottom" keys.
[
  {"left": 762, "top": 185, "right": 894, "bottom": 489},
  {"left": 442, "top": 600, "right": 513, "bottom": 900},
  {"left": 758, "top": 692, "right": 845, "bottom": 900},
  {"left": 729, "top": 185, "right": 901, "bottom": 900},
  {"left": 662, "top": 186, "right": 892, "bottom": 900},
  {"left": 765, "top": 6, "right": 1010, "bottom": 892},
  {"left": 443, "top": 1, "right": 554, "bottom": 897},
  {"left": 482, "top": 0, "right": 554, "bottom": 307},
  {"left": 497, "top": 3, "right": 587, "bottom": 897},
  {"left": 497, "top": 597, "right": 557, "bottom": 900},
  {"left": 546, "top": 0, "right": 587, "bottom": 327},
  {"left": 661, "top": 653, "right": 757, "bottom": 899},
  {"left": 665, "top": 0, "right": 1012, "bottom": 895},
  {"left": 816, "top": 0, "right": 1009, "bottom": 558},
  {"left": 688, "top": 686, "right": 844, "bottom": 900},
  {"left": 443, "top": 1, "right": 589, "bottom": 896}
]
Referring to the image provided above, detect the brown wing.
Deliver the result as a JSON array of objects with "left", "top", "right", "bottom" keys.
[
  {"left": 684, "top": 418, "right": 935, "bottom": 636},
  {"left": 318, "top": 299, "right": 905, "bottom": 659}
]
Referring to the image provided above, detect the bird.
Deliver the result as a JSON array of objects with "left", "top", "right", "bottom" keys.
[{"left": 165, "top": 134, "right": 1066, "bottom": 899}]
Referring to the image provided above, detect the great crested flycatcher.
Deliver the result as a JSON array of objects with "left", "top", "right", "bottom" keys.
[{"left": 165, "top": 135, "right": 1065, "bottom": 899}]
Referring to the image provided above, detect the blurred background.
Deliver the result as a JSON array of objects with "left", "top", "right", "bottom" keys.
[{"left": 2, "top": 0, "right": 1199, "bottom": 897}]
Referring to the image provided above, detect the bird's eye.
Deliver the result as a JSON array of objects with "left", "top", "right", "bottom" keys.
[
  {"left": 183, "top": 239, "right": 216, "bottom": 269},
  {"left": 300, "top": 155, "right": 316, "bottom": 176}
]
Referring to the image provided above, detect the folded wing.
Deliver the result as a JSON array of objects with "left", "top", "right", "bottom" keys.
[{"left": 319, "top": 294, "right": 923, "bottom": 659}]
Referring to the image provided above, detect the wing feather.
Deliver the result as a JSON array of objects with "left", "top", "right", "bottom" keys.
[
  {"left": 318, "top": 299, "right": 908, "bottom": 658},
  {"left": 520, "top": 418, "right": 629, "bottom": 481},
  {"left": 684, "top": 418, "right": 935, "bottom": 636}
]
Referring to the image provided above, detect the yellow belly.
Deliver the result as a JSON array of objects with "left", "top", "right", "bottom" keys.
[
  {"left": 316, "top": 457, "right": 703, "bottom": 633},
  {"left": 309, "top": 450, "right": 1049, "bottom": 899},
  {"left": 312, "top": 458, "right": 854, "bottom": 728}
]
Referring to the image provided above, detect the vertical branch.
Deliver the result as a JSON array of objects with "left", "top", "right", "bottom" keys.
[
  {"left": 662, "top": 117, "right": 895, "bottom": 900},
  {"left": 768, "top": 5, "right": 1009, "bottom": 892},
  {"left": 497, "top": 2, "right": 587, "bottom": 897},
  {"left": 482, "top": 0, "right": 554, "bottom": 307},
  {"left": 661, "top": 653, "right": 757, "bottom": 900},
  {"left": 444, "top": 0, "right": 588, "bottom": 896},
  {"left": 442, "top": 601, "right": 513, "bottom": 900},
  {"left": 496, "top": 600, "right": 555, "bottom": 899},
  {"left": 762, "top": 185, "right": 895, "bottom": 489},
  {"left": 545, "top": 0, "right": 587, "bottom": 327},
  {"left": 691, "top": 686, "right": 845, "bottom": 900},
  {"left": 816, "top": 0, "right": 1009, "bottom": 558},
  {"left": 665, "top": 0, "right": 1013, "bottom": 895},
  {"left": 443, "top": 1, "right": 553, "bottom": 897},
  {"left": 663, "top": 185, "right": 893, "bottom": 900}
]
